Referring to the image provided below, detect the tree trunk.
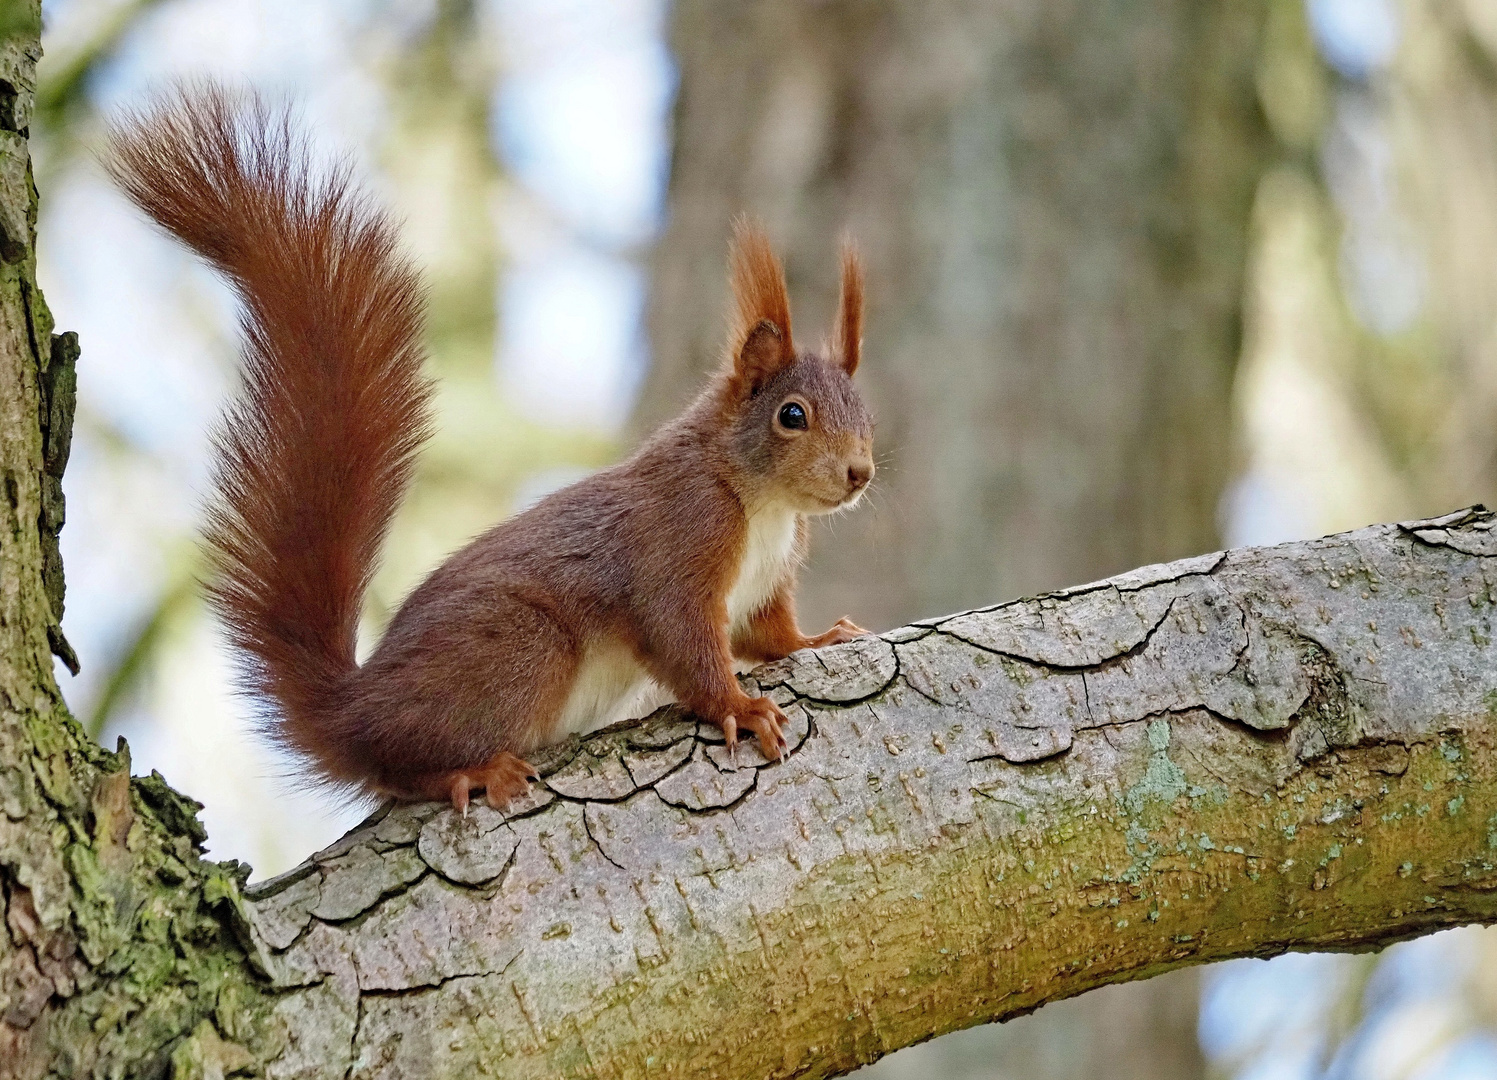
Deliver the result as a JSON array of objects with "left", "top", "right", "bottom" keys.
[
  {"left": 1, "top": 13, "right": 270, "bottom": 1078},
  {"left": 639, "top": 0, "right": 1272, "bottom": 1073}
]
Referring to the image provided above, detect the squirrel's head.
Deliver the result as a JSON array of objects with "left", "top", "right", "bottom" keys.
[{"left": 719, "top": 219, "right": 874, "bottom": 515}]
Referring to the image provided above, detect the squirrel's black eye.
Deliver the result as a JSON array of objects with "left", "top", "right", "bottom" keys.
[{"left": 778, "top": 402, "right": 808, "bottom": 430}]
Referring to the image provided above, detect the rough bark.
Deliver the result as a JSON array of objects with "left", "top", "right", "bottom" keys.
[
  {"left": 0, "top": 5, "right": 70, "bottom": 700},
  {"left": 239, "top": 507, "right": 1497, "bottom": 1080}
]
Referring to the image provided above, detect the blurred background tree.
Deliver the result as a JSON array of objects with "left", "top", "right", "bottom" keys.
[
  {"left": 27, "top": 0, "right": 1497, "bottom": 1078},
  {"left": 642, "top": 0, "right": 1269, "bottom": 628}
]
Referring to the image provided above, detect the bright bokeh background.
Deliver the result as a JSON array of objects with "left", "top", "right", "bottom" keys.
[
  {"left": 31, "top": 1, "right": 1497, "bottom": 1078},
  {"left": 38, "top": 0, "right": 673, "bottom": 872}
]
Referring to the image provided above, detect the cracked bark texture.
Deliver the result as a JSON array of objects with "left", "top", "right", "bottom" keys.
[{"left": 242, "top": 508, "right": 1497, "bottom": 1080}]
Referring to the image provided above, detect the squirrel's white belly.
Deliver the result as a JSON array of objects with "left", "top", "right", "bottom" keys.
[
  {"left": 557, "top": 637, "right": 670, "bottom": 738},
  {"left": 726, "top": 506, "right": 801, "bottom": 634},
  {"left": 555, "top": 506, "right": 801, "bottom": 739}
]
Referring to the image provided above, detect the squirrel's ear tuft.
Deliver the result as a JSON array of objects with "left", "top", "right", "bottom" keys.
[
  {"left": 725, "top": 217, "right": 793, "bottom": 394},
  {"left": 832, "top": 237, "right": 863, "bottom": 376}
]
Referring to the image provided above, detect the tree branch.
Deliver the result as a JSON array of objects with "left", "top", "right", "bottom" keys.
[{"left": 246, "top": 508, "right": 1497, "bottom": 1079}]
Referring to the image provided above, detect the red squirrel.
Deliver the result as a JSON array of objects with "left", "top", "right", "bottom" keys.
[{"left": 106, "top": 87, "right": 874, "bottom": 813}]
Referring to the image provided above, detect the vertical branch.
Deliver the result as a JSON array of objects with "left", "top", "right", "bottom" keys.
[
  {"left": 0, "top": 0, "right": 71, "bottom": 694},
  {"left": 0, "top": 13, "right": 273, "bottom": 1077}
]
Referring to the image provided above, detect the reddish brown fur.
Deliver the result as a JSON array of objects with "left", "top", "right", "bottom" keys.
[
  {"left": 726, "top": 215, "right": 794, "bottom": 367},
  {"left": 108, "top": 88, "right": 876, "bottom": 810},
  {"left": 106, "top": 86, "right": 433, "bottom": 793},
  {"left": 832, "top": 239, "right": 864, "bottom": 375}
]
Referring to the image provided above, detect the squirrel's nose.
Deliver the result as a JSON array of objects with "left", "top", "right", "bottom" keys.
[{"left": 847, "top": 461, "right": 874, "bottom": 490}]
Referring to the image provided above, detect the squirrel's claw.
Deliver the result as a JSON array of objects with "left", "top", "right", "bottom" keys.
[
  {"left": 449, "top": 775, "right": 472, "bottom": 817},
  {"left": 712, "top": 699, "right": 787, "bottom": 764},
  {"left": 805, "top": 617, "right": 870, "bottom": 650},
  {"left": 736, "top": 696, "right": 788, "bottom": 762},
  {"left": 479, "top": 753, "right": 540, "bottom": 811},
  {"left": 442, "top": 752, "right": 538, "bottom": 816}
]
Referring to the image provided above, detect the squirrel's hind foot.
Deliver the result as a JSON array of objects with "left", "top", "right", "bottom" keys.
[{"left": 423, "top": 752, "right": 539, "bottom": 816}]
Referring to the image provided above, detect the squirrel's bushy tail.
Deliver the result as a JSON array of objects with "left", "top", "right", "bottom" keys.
[{"left": 107, "top": 86, "right": 432, "bottom": 786}]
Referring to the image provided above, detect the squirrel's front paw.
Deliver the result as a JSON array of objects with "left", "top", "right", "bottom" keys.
[
  {"left": 719, "top": 696, "right": 789, "bottom": 761},
  {"left": 804, "top": 616, "right": 869, "bottom": 650}
]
